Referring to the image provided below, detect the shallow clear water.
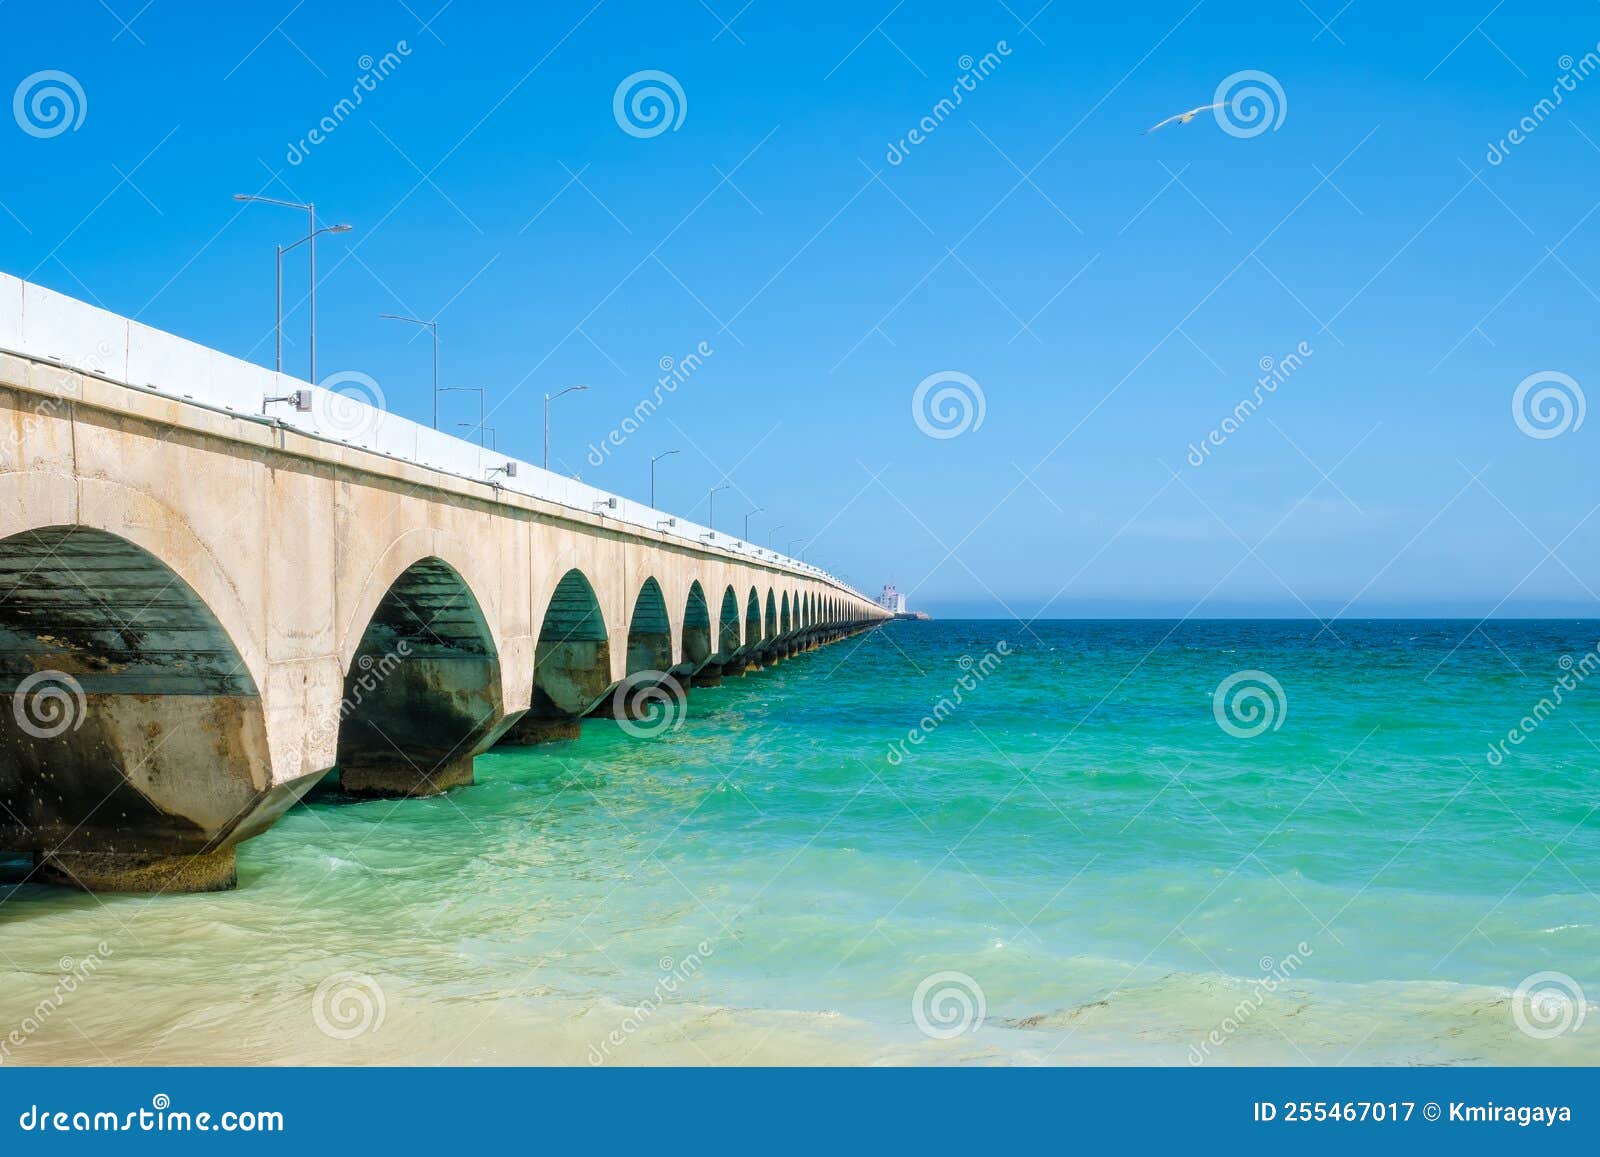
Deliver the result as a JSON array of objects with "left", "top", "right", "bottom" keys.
[{"left": 3, "top": 620, "right": 1598, "bottom": 1066}]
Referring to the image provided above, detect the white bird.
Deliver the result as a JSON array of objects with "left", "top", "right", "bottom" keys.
[{"left": 1143, "top": 102, "right": 1223, "bottom": 134}]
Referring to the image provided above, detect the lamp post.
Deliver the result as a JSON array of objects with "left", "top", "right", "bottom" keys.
[
  {"left": 441, "top": 386, "right": 484, "bottom": 446},
  {"left": 744, "top": 506, "right": 763, "bottom": 540},
  {"left": 650, "top": 449, "right": 679, "bottom": 508},
  {"left": 544, "top": 385, "right": 588, "bottom": 470},
  {"left": 708, "top": 482, "right": 730, "bottom": 533},
  {"left": 457, "top": 422, "right": 496, "bottom": 450},
  {"left": 787, "top": 537, "right": 804, "bottom": 558},
  {"left": 769, "top": 523, "right": 784, "bottom": 547},
  {"left": 380, "top": 314, "right": 439, "bottom": 428},
  {"left": 234, "top": 195, "right": 349, "bottom": 382}
]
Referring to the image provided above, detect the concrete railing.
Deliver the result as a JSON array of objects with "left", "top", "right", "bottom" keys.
[{"left": 0, "top": 271, "right": 871, "bottom": 606}]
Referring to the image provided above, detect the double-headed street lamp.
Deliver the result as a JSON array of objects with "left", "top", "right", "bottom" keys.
[
  {"left": 544, "top": 385, "right": 588, "bottom": 470},
  {"left": 380, "top": 314, "right": 439, "bottom": 429},
  {"left": 708, "top": 482, "right": 730, "bottom": 533},
  {"left": 234, "top": 194, "right": 350, "bottom": 382},
  {"left": 650, "top": 449, "right": 679, "bottom": 508}
]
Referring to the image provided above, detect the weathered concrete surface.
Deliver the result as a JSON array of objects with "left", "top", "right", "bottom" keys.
[
  {"left": 0, "top": 348, "right": 885, "bottom": 892},
  {"left": 36, "top": 846, "right": 239, "bottom": 893}
]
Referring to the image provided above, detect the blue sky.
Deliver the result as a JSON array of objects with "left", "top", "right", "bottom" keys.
[{"left": 3, "top": 0, "right": 1599, "bottom": 617}]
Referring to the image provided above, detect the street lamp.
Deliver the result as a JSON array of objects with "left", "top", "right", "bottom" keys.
[
  {"left": 380, "top": 314, "right": 439, "bottom": 429},
  {"left": 234, "top": 194, "right": 349, "bottom": 382},
  {"left": 544, "top": 385, "right": 588, "bottom": 470},
  {"left": 769, "top": 523, "right": 784, "bottom": 547},
  {"left": 456, "top": 421, "right": 496, "bottom": 450},
  {"left": 708, "top": 482, "right": 730, "bottom": 533},
  {"left": 441, "top": 386, "right": 484, "bottom": 446},
  {"left": 787, "top": 537, "right": 805, "bottom": 557},
  {"left": 275, "top": 226, "right": 349, "bottom": 376},
  {"left": 744, "top": 506, "right": 763, "bottom": 540},
  {"left": 650, "top": 449, "right": 679, "bottom": 508}
]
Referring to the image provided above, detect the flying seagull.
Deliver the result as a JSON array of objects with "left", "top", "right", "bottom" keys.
[{"left": 1143, "top": 102, "right": 1223, "bottom": 134}]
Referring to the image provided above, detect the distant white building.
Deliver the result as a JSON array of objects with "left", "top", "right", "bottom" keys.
[{"left": 878, "top": 583, "right": 907, "bottom": 614}]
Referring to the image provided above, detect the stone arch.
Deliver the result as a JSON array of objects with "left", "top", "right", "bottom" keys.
[
  {"left": 764, "top": 588, "right": 778, "bottom": 640},
  {"left": 336, "top": 530, "right": 504, "bottom": 674},
  {"left": 716, "top": 585, "right": 740, "bottom": 658},
  {"left": 336, "top": 557, "right": 503, "bottom": 798},
  {"left": 503, "top": 568, "right": 611, "bottom": 744},
  {"left": 626, "top": 577, "right": 673, "bottom": 675},
  {"left": 744, "top": 586, "right": 762, "bottom": 648},
  {"left": 681, "top": 580, "right": 712, "bottom": 670},
  {"left": 0, "top": 525, "right": 275, "bottom": 891}
]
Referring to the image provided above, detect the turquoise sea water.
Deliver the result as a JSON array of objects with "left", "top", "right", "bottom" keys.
[{"left": 2, "top": 620, "right": 1598, "bottom": 1065}]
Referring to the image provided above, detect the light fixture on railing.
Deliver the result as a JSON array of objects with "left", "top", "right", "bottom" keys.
[
  {"left": 593, "top": 497, "right": 617, "bottom": 512},
  {"left": 485, "top": 461, "right": 517, "bottom": 482},
  {"left": 262, "top": 389, "right": 313, "bottom": 414},
  {"left": 657, "top": 517, "right": 677, "bottom": 529}
]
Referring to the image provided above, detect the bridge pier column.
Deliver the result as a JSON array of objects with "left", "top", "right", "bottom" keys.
[
  {"left": 594, "top": 673, "right": 687, "bottom": 725},
  {"left": 341, "top": 752, "right": 476, "bottom": 797},
  {"left": 35, "top": 847, "right": 239, "bottom": 894},
  {"left": 691, "top": 668, "right": 724, "bottom": 687},
  {"left": 500, "top": 715, "right": 582, "bottom": 744}
]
